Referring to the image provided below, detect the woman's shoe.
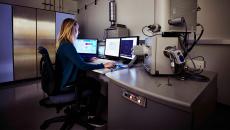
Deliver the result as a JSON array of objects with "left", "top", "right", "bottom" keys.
[{"left": 87, "top": 117, "right": 106, "bottom": 127}]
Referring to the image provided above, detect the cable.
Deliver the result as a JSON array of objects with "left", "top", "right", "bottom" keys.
[
  {"left": 184, "top": 55, "right": 206, "bottom": 75},
  {"left": 142, "top": 25, "right": 161, "bottom": 37},
  {"left": 196, "top": 24, "right": 204, "bottom": 41},
  {"left": 142, "top": 26, "right": 152, "bottom": 37},
  {"left": 183, "top": 19, "right": 188, "bottom": 49},
  {"left": 187, "top": 53, "right": 197, "bottom": 70},
  {"left": 177, "top": 72, "right": 209, "bottom": 82},
  {"left": 178, "top": 21, "right": 206, "bottom": 79},
  {"left": 187, "top": 23, "right": 204, "bottom": 53},
  {"left": 178, "top": 35, "right": 187, "bottom": 55},
  {"left": 182, "top": 19, "right": 189, "bottom": 58}
]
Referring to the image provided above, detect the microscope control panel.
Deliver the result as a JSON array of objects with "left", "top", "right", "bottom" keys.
[{"left": 122, "top": 90, "right": 146, "bottom": 107}]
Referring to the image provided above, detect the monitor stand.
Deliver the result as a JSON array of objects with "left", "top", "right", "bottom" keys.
[
  {"left": 105, "top": 56, "right": 119, "bottom": 61},
  {"left": 97, "top": 55, "right": 106, "bottom": 59},
  {"left": 120, "top": 59, "right": 131, "bottom": 64}
]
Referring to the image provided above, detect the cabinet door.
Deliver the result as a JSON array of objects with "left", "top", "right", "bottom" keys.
[
  {"left": 0, "top": 4, "right": 13, "bottom": 83},
  {"left": 13, "top": 6, "right": 37, "bottom": 80},
  {"left": 37, "top": 9, "right": 56, "bottom": 77}
]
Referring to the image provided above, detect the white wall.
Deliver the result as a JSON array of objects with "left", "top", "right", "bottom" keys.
[
  {"left": 76, "top": 0, "right": 155, "bottom": 40},
  {"left": 191, "top": 45, "right": 230, "bottom": 105},
  {"left": 77, "top": 0, "right": 230, "bottom": 105},
  {"left": 193, "top": 0, "right": 230, "bottom": 105},
  {"left": 62, "top": 0, "right": 78, "bottom": 13},
  {"left": 198, "top": 0, "right": 230, "bottom": 40},
  {"left": 77, "top": 0, "right": 110, "bottom": 39},
  {"left": 116, "top": 0, "right": 155, "bottom": 39}
]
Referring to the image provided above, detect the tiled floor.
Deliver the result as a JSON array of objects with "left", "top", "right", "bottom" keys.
[
  {"left": 0, "top": 80, "right": 230, "bottom": 130},
  {"left": 0, "top": 80, "right": 106, "bottom": 130}
]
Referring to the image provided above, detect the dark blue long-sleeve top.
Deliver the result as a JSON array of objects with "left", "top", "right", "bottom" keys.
[{"left": 55, "top": 40, "right": 104, "bottom": 92}]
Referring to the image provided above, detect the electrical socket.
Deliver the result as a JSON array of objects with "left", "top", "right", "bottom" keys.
[{"left": 185, "top": 59, "right": 205, "bottom": 70}]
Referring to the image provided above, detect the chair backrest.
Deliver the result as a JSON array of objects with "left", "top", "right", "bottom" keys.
[{"left": 38, "top": 46, "right": 56, "bottom": 96}]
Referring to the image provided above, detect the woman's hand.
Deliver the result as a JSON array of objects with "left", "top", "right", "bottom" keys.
[
  {"left": 104, "top": 62, "right": 115, "bottom": 69},
  {"left": 90, "top": 57, "right": 98, "bottom": 61}
]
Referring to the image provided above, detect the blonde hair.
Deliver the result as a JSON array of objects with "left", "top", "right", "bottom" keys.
[{"left": 57, "top": 18, "right": 79, "bottom": 46}]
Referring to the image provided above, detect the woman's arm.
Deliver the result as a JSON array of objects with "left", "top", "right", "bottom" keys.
[{"left": 62, "top": 44, "right": 104, "bottom": 70}]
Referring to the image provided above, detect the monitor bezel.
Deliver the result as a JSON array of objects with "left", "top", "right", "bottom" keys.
[
  {"left": 104, "top": 37, "right": 121, "bottom": 59},
  {"left": 119, "top": 36, "right": 139, "bottom": 60},
  {"left": 74, "top": 38, "right": 98, "bottom": 58}
]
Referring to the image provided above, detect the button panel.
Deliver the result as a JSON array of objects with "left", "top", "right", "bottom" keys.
[{"left": 122, "top": 90, "right": 146, "bottom": 107}]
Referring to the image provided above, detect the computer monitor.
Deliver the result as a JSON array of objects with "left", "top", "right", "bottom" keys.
[
  {"left": 73, "top": 39, "right": 98, "bottom": 58},
  {"left": 98, "top": 45, "right": 105, "bottom": 58},
  {"left": 120, "top": 36, "right": 139, "bottom": 60},
  {"left": 105, "top": 38, "right": 120, "bottom": 58}
]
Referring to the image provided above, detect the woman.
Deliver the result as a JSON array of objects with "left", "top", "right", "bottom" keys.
[{"left": 55, "top": 18, "right": 114, "bottom": 127}]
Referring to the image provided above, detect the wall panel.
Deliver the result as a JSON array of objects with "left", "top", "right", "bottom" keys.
[{"left": 0, "top": 4, "right": 13, "bottom": 83}]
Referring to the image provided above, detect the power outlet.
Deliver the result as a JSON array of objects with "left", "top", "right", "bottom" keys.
[{"left": 185, "top": 59, "right": 205, "bottom": 70}]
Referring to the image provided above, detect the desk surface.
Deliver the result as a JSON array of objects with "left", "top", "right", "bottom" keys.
[{"left": 106, "top": 67, "right": 217, "bottom": 111}]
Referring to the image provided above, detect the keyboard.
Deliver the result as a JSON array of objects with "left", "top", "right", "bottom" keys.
[
  {"left": 93, "top": 59, "right": 128, "bottom": 68},
  {"left": 91, "top": 58, "right": 128, "bottom": 74},
  {"left": 92, "top": 58, "right": 115, "bottom": 64}
]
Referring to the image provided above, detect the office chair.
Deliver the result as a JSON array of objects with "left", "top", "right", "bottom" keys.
[{"left": 38, "top": 46, "right": 95, "bottom": 130}]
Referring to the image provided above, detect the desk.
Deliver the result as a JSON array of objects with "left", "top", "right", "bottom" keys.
[{"left": 105, "top": 67, "right": 217, "bottom": 130}]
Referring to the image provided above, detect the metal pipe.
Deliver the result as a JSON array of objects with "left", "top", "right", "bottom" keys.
[
  {"left": 109, "top": 0, "right": 116, "bottom": 26},
  {"left": 154, "top": 0, "right": 170, "bottom": 32}
]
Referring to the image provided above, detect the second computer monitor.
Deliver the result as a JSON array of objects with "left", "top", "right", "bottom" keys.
[
  {"left": 105, "top": 38, "right": 121, "bottom": 58},
  {"left": 120, "top": 36, "right": 139, "bottom": 60}
]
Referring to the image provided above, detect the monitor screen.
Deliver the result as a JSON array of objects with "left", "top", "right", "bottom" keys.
[
  {"left": 98, "top": 45, "right": 105, "bottom": 56},
  {"left": 73, "top": 39, "right": 98, "bottom": 55},
  {"left": 120, "top": 36, "right": 139, "bottom": 59},
  {"left": 105, "top": 38, "right": 120, "bottom": 57},
  {"left": 97, "top": 45, "right": 105, "bottom": 58}
]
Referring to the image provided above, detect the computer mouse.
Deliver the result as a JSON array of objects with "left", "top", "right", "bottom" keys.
[{"left": 113, "top": 64, "right": 117, "bottom": 68}]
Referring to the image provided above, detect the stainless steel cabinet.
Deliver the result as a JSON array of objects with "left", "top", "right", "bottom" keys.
[
  {"left": 1, "top": 4, "right": 76, "bottom": 83},
  {"left": 13, "top": 6, "right": 37, "bottom": 80},
  {"left": 0, "top": 4, "right": 14, "bottom": 83},
  {"left": 37, "top": 9, "right": 56, "bottom": 76}
]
